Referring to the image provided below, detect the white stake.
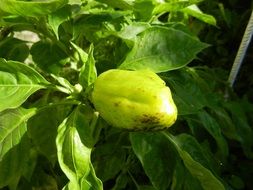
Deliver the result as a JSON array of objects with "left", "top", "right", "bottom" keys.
[{"left": 228, "top": 9, "right": 253, "bottom": 87}]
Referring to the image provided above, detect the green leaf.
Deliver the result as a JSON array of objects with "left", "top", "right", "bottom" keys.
[
  {"left": 162, "top": 69, "right": 208, "bottom": 115},
  {"left": 153, "top": 0, "right": 203, "bottom": 14},
  {"left": 133, "top": 0, "right": 155, "bottom": 21},
  {"left": 48, "top": 5, "right": 71, "bottom": 39},
  {"left": 211, "top": 107, "right": 241, "bottom": 141},
  {"left": 131, "top": 132, "right": 225, "bottom": 190},
  {"left": 0, "top": 0, "right": 68, "bottom": 17},
  {"left": 177, "top": 146, "right": 224, "bottom": 190},
  {"left": 224, "top": 101, "right": 253, "bottom": 158},
  {"left": 96, "top": 0, "right": 133, "bottom": 10},
  {"left": 29, "top": 169, "right": 58, "bottom": 190},
  {"left": 30, "top": 40, "right": 69, "bottom": 74},
  {"left": 171, "top": 134, "right": 220, "bottom": 175},
  {"left": 79, "top": 44, "right": 97, "bottom": 89},
  {"left": 130, "top": 132, "right": 177, "bottom": 190},
  {"left": 112, "top": 172, "right": 129, "bottom": 190},
  {"left": 117, "top": 22, "right": 150, "bottom": 42},
  {"left": 171, "top": 159, "right": 203, "bottom": 190},
  {"left": 163, "top": 132, "right": 225, "bottom": 190},
  {"left": 71, "top": 42, "right": 88, "bottom": 69},
  {"left": 0, "top": 59, "right": 49, "bottom": 112},
  {"left": 27, "top": 104, "right": 72, "bottom": 163},
  {"left": 92, "top": 143, "right": 126, "bottom": 182},
  {"left": 72, "top": 12, "right": 119, "bottom": 42},
  {"left": 0, "top": 134, "right": 31, "bottom": 188},
  {"left": 74, "top": 104, "right": 102, "bottom": 148},
  {"left": 181, "top": 5, "right": 216, "bottom": 26},
  {"left": 56, "top": 105, "right": 102, "bottom": 189},
  {"left": 0, "top": 37, "right": 29, "bottom": 62},
  {"left": 92, "top": 128, "right": 129, "bottom": 184},
  {"left": 197, "top": 111, "right": 229, "bottom": 159},
  {"left": 119, "top": 26, "right": 208, "bottom": 73},
  {"left": 138, "top": 185, "right": 157, "bottom": 190},
  {"left": 51, "top": 74, "right": 76, "bottom": 94},
  {"left": 0, "top": 107, "right": 36, "bottom": 160},
  {"left": 92, "top": 143, "right": 126, "bottom": 181}
]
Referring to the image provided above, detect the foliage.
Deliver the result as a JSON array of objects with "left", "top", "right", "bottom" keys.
[{"left": 0, "top": 0, "right": 252, "bottom": 190}]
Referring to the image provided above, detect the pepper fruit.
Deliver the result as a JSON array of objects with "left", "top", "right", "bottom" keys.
[{"left": 91, "top": 69, "right": 177, "bottom": 131}]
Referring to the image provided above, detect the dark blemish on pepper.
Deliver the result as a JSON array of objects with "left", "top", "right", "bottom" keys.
[
  {"left": 114, "top": 102, "right": 120, "bottom": 107},
  {"left": 139, "top": 114, "right": 160, "bottom": 124}
]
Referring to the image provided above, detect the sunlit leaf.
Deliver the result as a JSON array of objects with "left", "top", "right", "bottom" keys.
[
  {"left": 71, "top": 42, "right": 88, "bottom": 65},
  {"left": 153, "top": 0, "right": 203, "bottom": 14},
  {"left": 119, "top": 26, "right": 208, "bottom": 73},
  {"left": 56, "top": 105, "right": 102, "bottom": 189},
  {"left": 0, "top": 107, "right": 36, "bottom": 160},
  {"left": 0, "top": 0, "right": 68, "bottom": 17},
  {"left": 182, "top": 5, "right": 216, "bottom": 26},
  {"left": 0, "top": 59, "right": 49, "bottom": 112},
  {"left": 51, "top": 74, "right": 76, "bottom": 94},
  {"left": 78, "top": 44, "right": 97, "bottom": 89}
]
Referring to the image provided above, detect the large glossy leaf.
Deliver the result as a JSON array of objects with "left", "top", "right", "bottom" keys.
[
  {"left": 0, "top": 0, "right": 68, "bottom": 17},
  {"left": 224, "top": 101, "right": 253, "bottom": 158},
  {"left": 211, "top": 107, "right": 241, "bottom": 141},
  {"left": 162, "top": 69, "right": 208, "bottom": 115},
  {"left": 197, "top": 111, "right": 229, "bottom": 160},
  {"left": 92, "top": 128, "right": 128, "bottom": 183},
  {"left": 0, "top": 59, "right": 49, "bottom": 112},
  {"left": 163, "top": 132, "right": 225, "bottom": 190},
  {"left": 131, "top": 132, "right": 225, "bottom": 190},
  {"left": 92, "top": 143, "right": 126, "bottom": 182},
  {"left": 119, "top": 26, "right": 208, "bottom": 73},
  {"left": 0, "top": 107, "right": 36, "bottom": 160},
  {"left": 171, "top": 134, "right": 220, "bottom": 174},
  {"left": 130, "top": 132, "right": 178, "bottom": 190},
  {"left": 56, "top": 105, "right": 102, "bottom": 189},
  {"left": 171, "top": 159, "right": 203, "bottom": 190}
]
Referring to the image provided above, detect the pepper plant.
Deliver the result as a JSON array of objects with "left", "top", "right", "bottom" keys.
[{"left": 0, "top": 0, "right": 253, "bottom": 190}]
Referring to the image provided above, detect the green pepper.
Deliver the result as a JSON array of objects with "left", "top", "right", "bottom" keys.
[{"left": 91, "top": 69, "right": 177, "bottom": 131}]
